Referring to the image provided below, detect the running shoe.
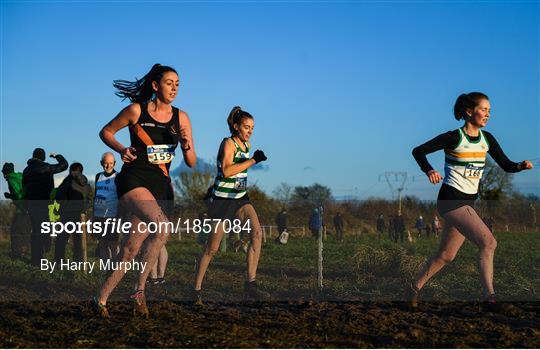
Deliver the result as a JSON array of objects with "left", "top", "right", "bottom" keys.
[
  {"left": 130, "top": 290, "right": 149, "bottom": 318},
  {"left": 192, "top": 289, "right": 204, "bottom": 306},
  {"left": 405, "top": 282, "right": 420, "bottom": 309},
  {"left": 92, "top": 296, "right": 110, "bottom": 319},
  {"left": 244, "top": 280, "right": 271, "bottom": 301},
  {"left": 482, "top": 294, "right": 521, "bottom": 315}
]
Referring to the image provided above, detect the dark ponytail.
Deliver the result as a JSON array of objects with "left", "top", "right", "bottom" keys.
[
  {"left": 113, "top": 63, "right": 178, "bottom": 103},
  {"left": 453, "top": 92, "right": 489, "bottom": 120},
  {"left": 227, "top": 106, "right": 254, "bottom": 134}
]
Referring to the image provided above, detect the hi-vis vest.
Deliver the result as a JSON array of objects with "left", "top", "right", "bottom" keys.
[
  {"left": 93, "top": 172, "right": 118, "bottom": 217},
  {"left": 443, "top": 128, "right": 489, "bottom": 194},
  {"left": 213, "top": 138, "right": 249, "bottom": 199}
]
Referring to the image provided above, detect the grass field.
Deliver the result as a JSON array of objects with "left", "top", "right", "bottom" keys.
[
  {"left": 0, "top": 232, "right": 539, "bottom": 347},
  {"left": 1, "top": 231, "right": 539, "bottom": 302}
]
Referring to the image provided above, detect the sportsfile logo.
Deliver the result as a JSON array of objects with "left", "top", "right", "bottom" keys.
[{"left": 40, "top": 218, "right": 252, "bottom": 237}]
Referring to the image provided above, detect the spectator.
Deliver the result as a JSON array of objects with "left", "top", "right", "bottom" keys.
[
  {"left": 309, "top": 208, "right": 322, "bottom": 239},
  {"left": 432, "top": 215, "right": 441, "bottom": 237},
  {"left": 93, "top": 152, "right": 120, "bottom": 265},
  {"left": 275, "top": 208, "right": 288, "bottom": 234},
  {"left": 415, "top": 215, "right": 425, "bottom": 236},
  {"left": 393, "top": 211, "right": 406, "bottom": 243},
  {"left": 333, "top": 212, "right": 344, "bottom": 242},
  {"left": 23, "top": 148, "right": 68, "bottom": 266},
  {"left": 2, "top": 163, "right": 30, "bottom": 259},
  {"left": 425, "top": 223, "right": 432, "bottom": 237},
  {"left": 55, "top": 162, "right": 92, "bottom": 263},
  {"left": 376, "top": 214, "right": 386, "bottom": 241}
]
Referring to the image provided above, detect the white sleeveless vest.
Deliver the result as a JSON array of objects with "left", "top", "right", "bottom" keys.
[
  {"left": 93, "top": 172, "right": 118, "bottom": 217},
  {"left": 443, "top": 128, "right": 489, "bottom": 194}
]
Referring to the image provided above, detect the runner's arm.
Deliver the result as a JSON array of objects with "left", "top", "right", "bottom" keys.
[
  {"left": 99, "top": 104, "right": 141, "bottom": 154},
  {"left": 412, "top": 131, "right": 458, "bottom": 173},
  {"left": 178, "top": 111, "right": 196, "bottom": 168},
  {"left": 220, "top": 139, "right": 256, "bottom": 178},
  {"left": 483, "top": 131, "right": 521, "bottom": 173}
]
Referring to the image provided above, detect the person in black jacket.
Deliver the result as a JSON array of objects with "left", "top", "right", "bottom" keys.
[
  {"left": 393, "top": 212, "right": 405, "bottom": 243},
  {"left": 54, "top": 162, "right": 92, "bottom": 263},
  {"left": 376, "top": 214, "right": 386, "bottom": 241},
  {"left": 333, "top": 212, "right": 344, "bottom": 242},
  {"left": 23, "top": 148, "right": 68, "bottom": 266},
  {"left": 275, "top": 209, "right": 287, "bottom": 234}
]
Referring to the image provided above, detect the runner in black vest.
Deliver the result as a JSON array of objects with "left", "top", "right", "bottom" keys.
[{"left": 93, "top": 64, "right": 196, "bottom": 318}]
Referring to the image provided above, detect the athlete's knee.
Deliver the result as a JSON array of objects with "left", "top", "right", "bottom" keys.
[
  {"left": 250, "top": 227, "right": 263, "bottom": 242},
  {"left": 121, "top": 245, "right": 140, "bottom": 261},
  {"left": 122, "top": 239, "right": 143, "bottom": 260},
  {"left": 437, "top": 250, "right": 457, "bottom": 264},
  {"left": 482, "top": 236, "right": 497, "bottom": 252},
  {"left": 204, "top": 246, "right": 219, "bottom": 258}
]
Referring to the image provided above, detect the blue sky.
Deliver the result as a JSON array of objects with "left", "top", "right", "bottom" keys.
[{"left": 1, "top": 1, "right": 538, "bottom": 200}]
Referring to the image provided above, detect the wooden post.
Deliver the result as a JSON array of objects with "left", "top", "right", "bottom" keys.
[
  {"left": 80, "top": 213, "right": 88, "bottom": 269},
  {"left": 220, "top": 230, "right": 227, "bottom": 252},
  {"left": 262, "top": 226, "right": 267, "bottom": 243},
  {"left": 317, "top": 224, "right": 323, "bottom": 291},
  {"left": 318, "top": 211, "right": 323, "bottom": 291}
]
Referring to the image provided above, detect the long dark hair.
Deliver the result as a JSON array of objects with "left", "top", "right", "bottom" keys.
[
  {"left": 113, "top": 63, "right": 177, "bottom": 103},
  {"left": 453, "top": 92, "right": 489, "bottom": 121},
  {"left": 226, "top": 106, "right": 254, "bottom": 134}
]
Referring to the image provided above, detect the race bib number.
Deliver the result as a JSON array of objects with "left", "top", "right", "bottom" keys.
[
  {"left": 234, "top": 177, "right": 247, "bottom": 191},
  {"left": 147, "top": 144, "right": 175, "bottom": 164},
  {"left": 464, "top": 164, "right": 484, "bottom": 179},
  {"left": 94, "top": 195, "right": 106, "bottom": 206}
]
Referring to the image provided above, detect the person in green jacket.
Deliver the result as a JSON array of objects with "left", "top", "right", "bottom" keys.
[{"left": 2, "top": 162, "right": 30, "bottom": 260}]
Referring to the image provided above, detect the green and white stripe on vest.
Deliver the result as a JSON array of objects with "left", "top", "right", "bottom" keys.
[
  {"left": 443, "top": 128, "right": 490, "bottom": 195},
  {"left": 213, "top": 138, "right": 250, "bottom": 199}
]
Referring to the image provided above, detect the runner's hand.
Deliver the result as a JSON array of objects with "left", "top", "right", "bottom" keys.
[
  {"left": 49, "top": 153, "right": 57, "bottom": 158},
  {"left": 179, "top": 127, "right": 191, "bottom": 151},
  {"left": 253, "top": 150, "right": 267, "bottom": 163},
  {"left": 519, "top": 160, "right": 533, "bottom": 170},
  {"left": 427, "top": 170, "right": 442, "bottom": 184},
  {"left": 121, "top": 147, "right": 137, "bottom": 163}
]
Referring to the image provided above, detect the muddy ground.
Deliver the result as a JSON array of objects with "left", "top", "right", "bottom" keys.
[
  {"left": 1, "top": 299, "right": 538, "bottom": 348},
  {"left": 1, "top": 235, "right": 539, "bottom": 348}
]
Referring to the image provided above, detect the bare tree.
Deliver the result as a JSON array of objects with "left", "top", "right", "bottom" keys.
[
  {"left": 272, "top": 182, "right": 292, "bottom": 204},
  {"left": 174, "top": 161, "right": 215, "bottom": 200},
  {"left": 478, "top": 158, "right": 514, "bottom": 200},
  {"left": 291, "top": 183, "right": 333, "bottom": 207}
]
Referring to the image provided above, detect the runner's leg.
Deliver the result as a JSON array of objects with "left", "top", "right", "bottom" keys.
[
  {"left": 236, "top": 204, "right": 262, "bottom": 282},
  {"left": 414, "top": 222, "right": 466, "bottom": 290},
  {"left": 194, "top": 222, "right": 226, "bottom": 290},
  {"left": 443, "top": 205, "right": 497, "bottom": 296}
]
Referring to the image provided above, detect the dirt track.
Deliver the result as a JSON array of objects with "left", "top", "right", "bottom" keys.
[{"left": 1, "top": 300, "right": 538, "bottom": 348}]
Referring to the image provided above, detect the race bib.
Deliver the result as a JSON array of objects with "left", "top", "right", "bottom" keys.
[
  {"left": 147, "top": 144, "right": 175, "bottom": 164},
  {"left": 464, "top": 164, "right": 484, "bottom": 179},
  {"left": 234, "top": 177, "right": 247, "bottom": 191},
  {"left": 94, "top": 195, "right": 106, "bottom": 206}
]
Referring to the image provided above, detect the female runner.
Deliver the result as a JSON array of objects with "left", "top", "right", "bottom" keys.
[
  {"left": 410, "top": 92, "right": 533, "bottom": 310},
  {"left": 94, "top": 63, "right": 196, "bottom": 317}
]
